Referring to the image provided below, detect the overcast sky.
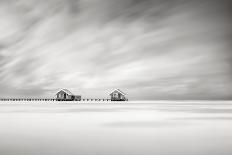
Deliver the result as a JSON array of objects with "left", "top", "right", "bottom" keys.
[{"left": 0, "top": 0, "right": 231, "bottom": 100}]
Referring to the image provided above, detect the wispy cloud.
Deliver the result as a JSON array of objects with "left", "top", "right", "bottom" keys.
[{"left": 0, "top": 0, "right": 231, "bottom": 99}]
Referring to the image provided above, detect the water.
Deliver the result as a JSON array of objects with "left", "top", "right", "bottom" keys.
[{"left": 0, "top": 101, "right": 232, "bottom": 155}]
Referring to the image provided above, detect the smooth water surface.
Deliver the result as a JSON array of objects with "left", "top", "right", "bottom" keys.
[{"left": 0, "top": 101, "right": 232, "bottom": 155}]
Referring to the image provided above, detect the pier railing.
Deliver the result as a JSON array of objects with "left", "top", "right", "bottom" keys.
[{"left": 0, "top": 98, "right": 112, "bottom": 102}]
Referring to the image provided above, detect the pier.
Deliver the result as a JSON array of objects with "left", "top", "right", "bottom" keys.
[{"left": 0, "top": 98, "right": 112, "bottom": 102}]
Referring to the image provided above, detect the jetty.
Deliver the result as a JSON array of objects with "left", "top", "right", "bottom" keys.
[
  {"left": 0, "top": 98, "right": 111, "bottom": 102},
  {"left": 0, "top": 88, "right": 128, "bottom": 102}
]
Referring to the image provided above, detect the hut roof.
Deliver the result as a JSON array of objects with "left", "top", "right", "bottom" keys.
[
  {"left": 109, "top": 89, "right": 126, "bottom": 96},
  {"left": 57, "top": 89, "right": 74, "bottom": 95}
]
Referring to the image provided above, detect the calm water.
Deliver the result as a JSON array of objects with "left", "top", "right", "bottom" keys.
[{"left": 0, "top": 101, "right": 232, "bottom": 155}]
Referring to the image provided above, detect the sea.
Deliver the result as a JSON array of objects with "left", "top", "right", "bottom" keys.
[{"left": 0, "top": 100, "right": 232, "bottom": 155}]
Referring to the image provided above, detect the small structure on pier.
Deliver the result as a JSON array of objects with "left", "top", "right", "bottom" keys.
[
  {"left": 109, "top": 89, "right": 128, "bottom": 101},
  {"left": 56, "top": 89, "right": 81, "bottom": 101}
]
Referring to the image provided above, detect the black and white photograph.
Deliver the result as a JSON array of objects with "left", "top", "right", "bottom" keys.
[{"left": 0, "top": 0, "right": 232, "bottom": 155}]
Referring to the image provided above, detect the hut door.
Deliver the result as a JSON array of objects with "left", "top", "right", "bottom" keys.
[
  {"left": 64, "top": 93, "right": 66, "bottom": 99},
  {"left": 118, "top": 94, "right": 121, "bottom": 99}
]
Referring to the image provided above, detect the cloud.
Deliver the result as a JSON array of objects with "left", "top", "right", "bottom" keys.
[{"left": 0, "top": 0, "right": 231, "bottom": 99}]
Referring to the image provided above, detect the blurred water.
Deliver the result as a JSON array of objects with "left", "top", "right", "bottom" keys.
[{"left": 0, "top": 101, "right": 232, "bottom": 155}]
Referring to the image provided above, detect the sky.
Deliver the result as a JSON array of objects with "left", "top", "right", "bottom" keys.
[{"left": 0, "top": 0, "right": 231, "bottom": 100}]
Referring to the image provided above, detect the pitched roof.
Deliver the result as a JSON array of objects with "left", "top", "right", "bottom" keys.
[
  {"left": 57, "top": 89, "right": 74, "bottom": 95},
  {"left": 109, "top": 89, "right": 126, "bottom": 96}
]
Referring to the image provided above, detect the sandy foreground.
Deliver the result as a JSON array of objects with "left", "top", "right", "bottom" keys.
[{"left": 0, "top": 101, "right": 232, "bottom": 155}]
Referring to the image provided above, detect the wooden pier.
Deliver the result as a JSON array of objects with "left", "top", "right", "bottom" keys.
[{"left": 0, "top": 98, "right": 112, "bottom": 102}]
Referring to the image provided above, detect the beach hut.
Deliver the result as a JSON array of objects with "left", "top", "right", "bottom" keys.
[
  {"left": 109, "top": 89, "right": 128, "bottom": 101},
  {"left": 56, "top": 89, "right": 81, "bottom": 101}
]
